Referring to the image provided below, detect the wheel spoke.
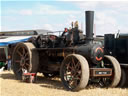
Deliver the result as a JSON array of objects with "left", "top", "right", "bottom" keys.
[
  {"left": 22, "top": 47, "right": 25, "bottom": 55},
  {"left": 75, "top": 72, "right": 81, "bottom": 79},
  {"left": 75, "top": 62, "right": 80, "bottom": 71},
  {"left": 66, "top": 62, "right": 72, "bottom": 71},
  {"left": 24, "top": 52, "right": 28, "bottom": 58},
  {"left": 25, "top": 63, "right": 30, "bottom": 66},
  {"left": 22, "top": 65, "right": 27, "bottom": 70},
  {"left": 17, "top": 50, "right": 23, "bottom": 57},
  {"left": 25, "top": 58, "right": 29, "bottom": 61},
  {"left": 72, "top": 57, "right": 76, "bottom": 68},
  {"left": 67, "top": 66, "right": 72, "bottom": 70},
  {"left": 17, "top": 67, "right": 22, "bottom": 73}
]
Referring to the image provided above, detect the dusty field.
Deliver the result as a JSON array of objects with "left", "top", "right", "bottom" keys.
[{"left": 0, "top": 71, "right": 128, "bottom": 96}]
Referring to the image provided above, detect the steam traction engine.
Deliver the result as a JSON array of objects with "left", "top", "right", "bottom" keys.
[{"left": 12, "top": 11, "right": 121, "bottom": 91}]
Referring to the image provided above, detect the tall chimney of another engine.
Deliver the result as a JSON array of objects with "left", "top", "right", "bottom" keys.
[{"left": 86, "top": 11, "right": 94, "bottom": 43}]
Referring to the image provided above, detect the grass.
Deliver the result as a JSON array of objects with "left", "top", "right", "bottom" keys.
[{"left": 0, "top": 71, "right": 128, "bottom": 96}]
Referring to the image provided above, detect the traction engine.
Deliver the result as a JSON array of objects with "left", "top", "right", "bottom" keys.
[{"left": 12, "top": 11, "right": 121, "bottom": 91}]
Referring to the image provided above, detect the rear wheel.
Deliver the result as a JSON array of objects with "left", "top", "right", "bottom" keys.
[
  {"left": 12, "top": 43, "right": 39, "bottom": 80},
  {"left": 126, "top": 70, "right": 128, "bottom": 87},
  {"left": 117, "top": 68, "right": 127, "bottom": 87},
  {"left": 99, "top": 55, "right": 121, "bottom": 87},
  {"left": 60, "top": 54, "right": 89, "bottom": 91}
]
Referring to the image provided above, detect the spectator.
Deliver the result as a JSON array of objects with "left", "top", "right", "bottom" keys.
[{"left": 7, "top": 55, "right": 11, "bottom": 71}]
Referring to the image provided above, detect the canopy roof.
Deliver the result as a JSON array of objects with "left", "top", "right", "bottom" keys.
[{"left": 0, "top": 36, "right": 32, "bottom": 47}]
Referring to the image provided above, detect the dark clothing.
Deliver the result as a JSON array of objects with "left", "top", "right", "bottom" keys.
[{"left": 0, "top": 62, "right": 6, "bottom": 68}]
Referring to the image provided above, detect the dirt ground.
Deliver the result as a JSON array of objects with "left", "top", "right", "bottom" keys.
[{"left": 0, "top": 71, "right": 128, "bottom": 96}]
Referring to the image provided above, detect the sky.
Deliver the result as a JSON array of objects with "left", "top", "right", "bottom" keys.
[{"left": 1, "top": 0, "right": 128, "bottom": 35}]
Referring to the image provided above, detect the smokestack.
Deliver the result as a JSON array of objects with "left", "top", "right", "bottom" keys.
[{"left": 86, "top": 11, "right": 94, "bottom": 43}]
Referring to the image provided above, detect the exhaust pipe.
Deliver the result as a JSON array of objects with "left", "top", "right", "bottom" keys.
[{"left": 86, "top": 11, "right": 94, "bottom": 43}]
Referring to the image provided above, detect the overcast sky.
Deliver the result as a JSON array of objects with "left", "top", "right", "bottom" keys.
[{"left": 1, "top": 1, "right": 128, "bottom": 35}]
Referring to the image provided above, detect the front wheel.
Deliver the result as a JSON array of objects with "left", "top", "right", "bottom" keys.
[
  {"left": 99, "top": 55, "right": 121, "bottom": 87},
  {"left": 60, "top": 54, "right": 89, "bottom": 91}
]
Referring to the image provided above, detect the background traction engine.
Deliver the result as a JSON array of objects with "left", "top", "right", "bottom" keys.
[{"left": 12, "top": 11, "right": 121, "bottom": 91}]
